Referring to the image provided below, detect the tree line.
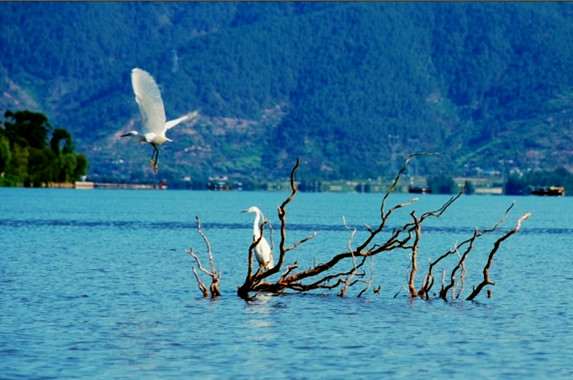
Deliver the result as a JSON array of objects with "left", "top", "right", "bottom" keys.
[
  {"left": 505, "top": 167, "right": 573, "bottom": 196},
  {"left": 0, "top": 110, "right": 88, "bottom": 187}
]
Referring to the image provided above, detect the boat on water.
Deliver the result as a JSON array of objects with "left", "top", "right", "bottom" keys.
[
  {"left": 408, "top": 185, "right": 432, "bottom": 194},
  {"left": 531, "top": 186, "right": 565, "bottom": 196},
  {"left": 207, "top": 181, "right": 232, "bottom": 191}
]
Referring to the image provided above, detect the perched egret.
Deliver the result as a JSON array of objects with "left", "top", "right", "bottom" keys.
[
  {"left": 241, "top": 206, "right": 274, "bottom": 271},
  {"left": 121, "top": 67, "right": 198, "bottom": 173}
]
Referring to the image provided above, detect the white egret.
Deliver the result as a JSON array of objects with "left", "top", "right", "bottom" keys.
[
  {"left": 241, "top": 206, "right": 274, "bottom": 271},
  {"left": 121, "top": 67, "right": 198, "bottom": 173}
]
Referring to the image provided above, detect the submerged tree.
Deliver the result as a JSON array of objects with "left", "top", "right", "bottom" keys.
[{"left": 189, "top": 153, "right": 530, "bottom": 302}]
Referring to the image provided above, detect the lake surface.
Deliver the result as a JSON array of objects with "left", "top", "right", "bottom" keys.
[{"left": 1, "top": 188, "right": 572, "bottom": 379}]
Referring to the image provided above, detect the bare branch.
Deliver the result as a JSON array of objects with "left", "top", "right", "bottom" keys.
[
  {"left": 466, "top": 212, "right": 531, "bottom": 301},
  {"left": 441, "top": 229, "right": 478, "bottom": 300},
  {"left": 186, "top": 217, "right": 221, "bottom": 298},
  {"left": 357, "top": 257, "right": 376, "bottom": 298},
  {"left": 380, "top": 152, "right": 437, "bottom": 218},
  {"left": 418, "top": 197, "right": 514, "bottom": 299},
  {"left": 276, "top": 158, "right": 300, "bottom": 267},
  {"left": 192, "top": 265, "right": 209, "bottom": 298},
  {"left": 355, "top": 152, "right": 437, "bottom": 254},
  {"left": 339, "top": 216, "right": 361, "bottom": 297},
  {"left": 339, "top": 244, "right": 358, "bottom": 297},
  {"left": 407, "top": 212, "right": 422, "bottom": 297},
  {"left": 284, "top": 232, "right": 317, "bottom": 253},
  {"left": 455, "top": 259, "right": 466, "bottom": 299},
  {"left": 187, "top": 248, "right": 212, "bottom": 277},
  {"left": 281, "top": 261, "right": 299, "bottom": 278},
  {"left": 195, "top": 216, "right": 217, "bottom": 274},
  {"left": 235, "top": 155, "right": 529, "bottom": 302}
]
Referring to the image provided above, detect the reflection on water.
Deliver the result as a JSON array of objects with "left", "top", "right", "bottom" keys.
[{"left": 0, "top": 189, "right": 572, "bottom": 378}]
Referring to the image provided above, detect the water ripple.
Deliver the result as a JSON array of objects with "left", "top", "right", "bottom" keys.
[
  {"left": 1, "top": 217, "right": 571, "bottom": 235},
  {"left": 2, "top": 191, "right": 572, "bottom": 379}
]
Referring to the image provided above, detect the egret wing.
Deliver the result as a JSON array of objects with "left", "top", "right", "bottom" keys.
[
  {"left": 165, "top": 110, "right": 199, "bottom": 130},
  {"left": 165, "top": 114, "right": 190, "bottom": 130},
  {"left": 131, "top": 68, "right": 166, "bottom": 135}
]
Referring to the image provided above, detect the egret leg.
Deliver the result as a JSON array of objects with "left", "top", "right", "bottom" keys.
[
  {"left": 149, "top": 146, "right": 159, "bottom": 173},
  {"left": 149, "top": 148, "right": 155, "bottom": 167},
  {"left": 153, "top": 147, "right": 159, "bottom": 173}
]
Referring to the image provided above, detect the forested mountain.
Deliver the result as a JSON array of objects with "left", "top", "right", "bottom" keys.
[{"left": 1, "top": 2, "right": 572, "bottom": 184}]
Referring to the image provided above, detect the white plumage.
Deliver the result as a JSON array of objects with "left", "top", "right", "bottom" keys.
[
  {"left": 122, "top": 68, "right": 198, "bottom": 172},
  {"left": 241, "top": 206, "right": 274, "bottom": 271}
]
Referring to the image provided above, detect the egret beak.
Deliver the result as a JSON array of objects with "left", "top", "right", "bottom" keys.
[
  {"left": 240, "top": 209, "right": 249, "bottom": 213},
  {"left": 121, "top": 131, "right": 138, "bottom": 138}
]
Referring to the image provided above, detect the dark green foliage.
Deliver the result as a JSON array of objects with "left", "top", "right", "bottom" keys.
[
  {"left": 427, "top": 175, "right": 456, "bottom": 194},
  {"left": 505, "top": 175, "right": 529, "bottom": 196},
  {"left": 505, "top": 167, "right": 573, "bottom": 196},
  {"left": 50, "top": 128, "right": 74, "bottom": 155},
  {"left": 0, "top": 110, "right": 88, "bottom": 186},
  {"left": 3, "top": 110, "right": 51, "bottom": 150},
  {"left": 0, "top": 135, "right": 11, "bottom": 174}
]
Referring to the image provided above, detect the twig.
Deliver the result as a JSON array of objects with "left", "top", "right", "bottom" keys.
[
  {"left": 408, "top": 212, "right": 422, "bottom": 297},
  {"left": 441, "top": 229, "right": 477, "bottom": 301},
  {"left": 187, "top": 217, "right": 221, "bottom": 298},
  {"left": 191, "top": 257, "right": 209, "bottom": 297},
  {"left": 466, "top": 212, "right": 531, "bottom": 301}
]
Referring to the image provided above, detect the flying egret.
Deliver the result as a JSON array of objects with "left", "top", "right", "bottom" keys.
[
  {"left": 121, "top": 67, "right": 198, "bottom": 173},
  {"left": 241, "top": 206, "right": 274, "bottom": 271}
]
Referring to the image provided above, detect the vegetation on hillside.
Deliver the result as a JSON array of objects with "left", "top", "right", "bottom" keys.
[
  {"left": 0, "top": 110, "right": 88, "bottom": 186},
  {"left": 1, "top": 2, "right": 572, "bottom": 183},
  {"left": 505, "top": 167, "right": 573, "bottom": 196}
]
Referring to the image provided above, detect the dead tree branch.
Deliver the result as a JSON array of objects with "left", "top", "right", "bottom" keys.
[
  {"left": 417, "top": 202, "right": 519, "bottom": 300},
  {"left": 238, "top": 153, "right": 466, "bottom": 298},
  {"left": 339, "top": 216, "right": 359, "bottom": 297},
  {"left": 407, "top": 212, "right": 422, "bottom": 297},
  {"left": 191, "top": 261, "right": 209, "bottom": 297},
  {"left": 440, "top": 229, "right": 477, "bottom": 300},
  {"left": 466, "top": 212, "right": 531, "bottom": 301},
  {"left": 186, "top": 216, "right": 221, "bottom": 298},
  {"left": 357, "top": 258, "right": 377, "bottom": 297},
  {"left": 233, "top": 153, "right": 529, "bottom": 301},
  {"left": 356, "top": 152, "right": 438, "bottom": 254}
]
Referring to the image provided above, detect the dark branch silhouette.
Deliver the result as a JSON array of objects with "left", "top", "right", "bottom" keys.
[
  {"left": 235, "top": 153, "right": 529, "bottom": 300},
  {"left": 189, "top": 154, "right": 530, "bottom": 302},
  {"left": 466, "top": 212, "right": 531, "bottom": 300}
]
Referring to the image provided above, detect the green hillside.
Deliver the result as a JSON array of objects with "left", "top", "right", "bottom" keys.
[{"left": 1, "top": 2, "right": 572, "bottom": 184}]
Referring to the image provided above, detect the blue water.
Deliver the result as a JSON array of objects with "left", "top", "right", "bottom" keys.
[{"left": 1, "top": 188, "right": 572, "bottom": 378}]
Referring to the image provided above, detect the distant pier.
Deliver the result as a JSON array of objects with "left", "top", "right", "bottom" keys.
[{"left": 73, "top": 181, "right": 164, "bottom": 190}]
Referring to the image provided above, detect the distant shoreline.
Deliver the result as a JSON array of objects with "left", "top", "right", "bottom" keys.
[{"left": 12, "top": 179, "right": 506, "bottom": 194}]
